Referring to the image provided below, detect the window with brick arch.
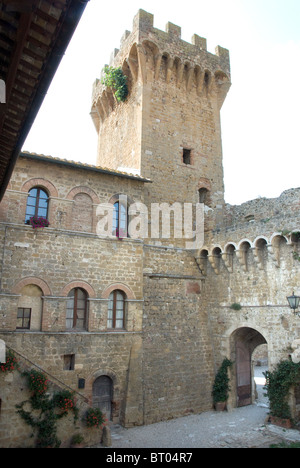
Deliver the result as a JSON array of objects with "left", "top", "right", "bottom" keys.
[
  {"left": 66, "top": 288, "right": 87, "bottom": 331},
  {"left": 25, "top": 187, "right": 49, "bottom": 223},
  {"left": 107, "top": 290, "right": 125, "bottom": 329}
]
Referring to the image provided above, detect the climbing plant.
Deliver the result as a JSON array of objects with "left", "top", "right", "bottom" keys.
[
  {"left": 101, "top": 66, "right": 128, "bottom": 102},
  {"left": 264, "top": 359, "right": 300, "bottom": 420},
  {"left": 16, "top": 369, "right": 79, "bottom": 448},
  {"left": 0, "top": 349, "right": 19, "bottom": 373}
]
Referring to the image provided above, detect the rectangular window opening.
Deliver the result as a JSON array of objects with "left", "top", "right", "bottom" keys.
[
  {"left": 63, "top": 354, "right": 75, "bottom": 371},
  {"left": 183, "top": 148, "right": 191, "bottom": 165},
  {"left": 17, "top": 308, "right": 31, "bottom": 329}
]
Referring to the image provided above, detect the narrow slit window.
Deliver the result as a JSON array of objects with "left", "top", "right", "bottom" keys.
[{"left": 107, "top": 290, "right": 125, "bottom": 329}]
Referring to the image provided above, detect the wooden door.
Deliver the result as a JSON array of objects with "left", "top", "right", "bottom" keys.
[
  {"left": 236, "top": 341, "right": 251, "bottom": 407},
  {"left": 93, "top": 376, "right": 113, "bottom": 419}
]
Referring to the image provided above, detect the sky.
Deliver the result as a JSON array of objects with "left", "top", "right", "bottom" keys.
[{"left": 23, "top": 0, "right": 300, "bottom": 205}]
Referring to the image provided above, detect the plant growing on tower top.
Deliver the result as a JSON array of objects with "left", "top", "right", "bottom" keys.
[{"left": 101, "top": 66, "right": 128, "bottom": 102}]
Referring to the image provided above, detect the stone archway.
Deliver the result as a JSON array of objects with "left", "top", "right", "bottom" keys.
[{"left": 229, "top": 327, "right": 267, "bottom": 408}]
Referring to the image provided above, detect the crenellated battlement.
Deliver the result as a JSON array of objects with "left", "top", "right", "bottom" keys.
[{"left": 91, "top": 9, "right": 231, "bottom": 131}]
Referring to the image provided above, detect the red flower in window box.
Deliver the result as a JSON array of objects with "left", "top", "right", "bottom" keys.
[
  {"left": 29, "top": 216, "right": 50, "bottom": 229},
  {"left": 115, "top": 228, "right": 126, "bottom": 239}
]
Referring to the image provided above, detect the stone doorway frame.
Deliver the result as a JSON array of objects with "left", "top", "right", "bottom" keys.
[{"left": 222, "top": 323, "right": 270, "bottom": 410}]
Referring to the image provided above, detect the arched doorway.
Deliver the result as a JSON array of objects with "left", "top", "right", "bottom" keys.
[
  {"left": 230, "top": 327, "right": 267, "bottom": 408},
  {"left": 92, "top": 376, "right": 113, "bottom": 420}
]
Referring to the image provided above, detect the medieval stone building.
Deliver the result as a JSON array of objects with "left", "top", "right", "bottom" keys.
[{"left": 0, "top": 10, "right": 299, "bottom": 447}]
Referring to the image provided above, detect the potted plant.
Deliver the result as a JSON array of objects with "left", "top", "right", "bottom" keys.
[
  {"left": 212, "top": 358, "right": 233, "bottom": 411},
  {"left": 70, "top": 433, "right": 85, "bottom": 448}
]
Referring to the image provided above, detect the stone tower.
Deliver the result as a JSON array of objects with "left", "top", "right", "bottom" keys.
[{"left": 91, "top": 9, "right": 231, "bottom": 222}]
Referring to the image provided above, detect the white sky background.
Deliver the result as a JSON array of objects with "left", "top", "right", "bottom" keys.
[{"left": 23, "top": 0, "right": 300, "bottom": 205}]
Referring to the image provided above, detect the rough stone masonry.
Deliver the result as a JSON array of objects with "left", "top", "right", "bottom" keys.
[{"left": 0, "top": 9, "right": 299, "bottom": 447}]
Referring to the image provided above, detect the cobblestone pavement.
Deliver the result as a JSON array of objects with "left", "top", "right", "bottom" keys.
[{"left": 96, "top": 367, "right": 300, "bottom": 449}]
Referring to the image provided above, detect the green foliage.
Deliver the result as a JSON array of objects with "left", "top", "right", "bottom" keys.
[
  {"left": 16, "top": 370, "right": 79, "bottom": 448},
  {"left": 212, "top": 358, "right": 233, "bottom": 403},
  {"left": 270, "top": 441, "right": 300, "bottom": 448},
  {"left": 292, "top": 251, "right": 300, "bottom": 262},
  {"left": 71, "top": 433, "right": 84, "bottom": 445},
  {"left": 230, "top": 303, "right": 242, "bottom": 311},
  {"left": 101, "top": 66, "right": 128, "bottom": 102},
  {"left": 264, "top": 359, "right": 300, "bottom": 420},
  {"left": 23, "top": 368, "right": 49, "bottom": 395}
]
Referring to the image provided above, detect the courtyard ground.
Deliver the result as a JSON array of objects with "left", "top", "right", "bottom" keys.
[{"left": 92, "top": 367, "right": 300, "bottom": 448}]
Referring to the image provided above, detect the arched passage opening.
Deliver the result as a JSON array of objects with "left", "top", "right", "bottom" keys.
[{"left": 229, "top": 327, "right": 267, "bottom": 408}]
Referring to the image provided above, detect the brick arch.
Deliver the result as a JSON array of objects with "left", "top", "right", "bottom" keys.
[
  {"left": 108, "top": 193, "right": 135, "bottom": 206},
  {"left": 60, "top": 281, "right": 96, "bottom": 298},
  {"left": 101, "top": 283, "right": 136, "bottom": 300},
  {"left": 66, "top": 186, "right": 100, "bottom": 205},
  {"left": 21, "top": 178, "right": 58, "bottom": 198},
  {"left": 197, "top": 178, "right": 211, "bottom": 192},
  {"left": 12, "top": 277, "right": 52, "bottom": 296}
]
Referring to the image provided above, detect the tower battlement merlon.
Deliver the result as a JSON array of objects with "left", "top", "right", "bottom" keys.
[
  {"left": 131, "top": 9, "right": 230, "bottom": 74},
  {"left": 91, "top": 9, "right": 231, "bottom": 131}
]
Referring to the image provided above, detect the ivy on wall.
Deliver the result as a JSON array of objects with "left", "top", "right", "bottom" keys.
[{"left": 264, "top": 359, "right": 300, "bottom": 420}]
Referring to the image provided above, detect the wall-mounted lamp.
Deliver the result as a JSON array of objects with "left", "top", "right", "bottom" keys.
[{"left": 287, "top": 292, "right": 300, "bottom": 315}]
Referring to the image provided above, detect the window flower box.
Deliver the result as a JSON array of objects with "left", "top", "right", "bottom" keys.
[{"left": 29, "top": 216, "right": 50, "bottom": 229}]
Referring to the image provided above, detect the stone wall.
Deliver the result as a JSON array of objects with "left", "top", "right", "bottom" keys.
[
  {"left": 0, "top": 356, "right": 104, "bottom": 448},
  {"left": 142, "top": 245, "right": 212, "bottom": 423}
]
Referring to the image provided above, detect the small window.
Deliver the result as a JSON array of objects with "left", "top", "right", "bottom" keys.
[
  {"left": 183, "top": 148, "right": 191, "bottom": 165},
  {"left": 17, "top": 308, "right": 31, "bottom": 329},
  {"left": 107, "top": 290, "right": 125, "bottom": 329},
  {"left": 25, "top": 187, "right": 49, "bottom": 223},
  {"left": 63, "top": 354, "right": 75, "bottom": 371},
  {"left": 66, "top": 288, "right": 87, "bottom": 330}
]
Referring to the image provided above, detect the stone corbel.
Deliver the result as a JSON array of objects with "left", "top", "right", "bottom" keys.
[
  {"left": 186, "top": 66, "right": 194, "bottom": 92},
  {"left": 236, "top": 249, "right": 247, "bottom": 272},
  {"left": 195, "top": 257, "right": 207, "bottom": 276},
  {"left": 208, "top": 254, "right": 220, "bottom": 274},
  {"left": 154, "top": 54, "right": 162, "bottom": 80},
  {"left": 136, "top": 44, "right": 146, "bottom": 84},
  {"left": 253, "top": 247, "right": 264, "bottom": 270},
  {"left": 166, "top": 57, "right": 174, "bottom": 83},
  {"left": 195, "top": 68, "right": 205, "bottom": 95},
  {"left": 176, "top": 62, "right": 184, "bottom": 88},
  {"left": 267, "top": 244, "right": 280, "bottom": 268},
  {"left": 222, "top": 252, "right": 233, "bottom": 273},
  {"left": 127, "top": 57, "right": 138, "bottom": 82}
]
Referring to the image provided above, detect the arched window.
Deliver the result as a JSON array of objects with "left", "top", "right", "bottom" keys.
[
  {"left": 17, "top": 284, "right": 43, "bottom": 331},
  {"left": 66, "top": 288, "right": 87, "bottom": 330},
  {"left": 113, "top": 200, "right": 128, "bottom": 237},
  {"left": 25, "top": 187, "right": 49, "bottom": 223},
  {"left": 107, "top": 290, "right": 125, "bottom": 329},
  {"left": 198, "top": 188, "right": 209, "bottom": 204}
]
